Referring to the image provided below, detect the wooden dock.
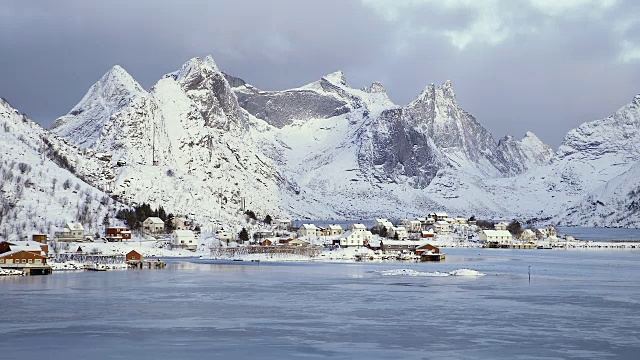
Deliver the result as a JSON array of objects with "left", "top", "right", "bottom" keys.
[
  {"left": 127, "top": 259, "right": 166, "bottom": 269},
  {"left": 420, "top": 253, "right": 446, "bottom": 262},
  {"left": 1, "top": 264, "right": 52, "bottom": 275}
]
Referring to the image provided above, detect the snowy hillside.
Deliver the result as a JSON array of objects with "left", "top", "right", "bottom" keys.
[{"left": 0, "top": 98, "right": 119, "bottom": 241}]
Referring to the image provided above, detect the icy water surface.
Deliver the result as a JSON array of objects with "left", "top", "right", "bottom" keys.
[{"left": 2, "top": 248, "right": 640, "bottom": 359}]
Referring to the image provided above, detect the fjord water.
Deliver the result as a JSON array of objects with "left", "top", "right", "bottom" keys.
[{"left": 2, "top": 249, "right": 640, "bottom": 359}]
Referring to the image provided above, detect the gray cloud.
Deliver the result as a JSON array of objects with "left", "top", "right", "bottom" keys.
[{"left": 1, "top": 0, "right": 639, "bottom": 148}]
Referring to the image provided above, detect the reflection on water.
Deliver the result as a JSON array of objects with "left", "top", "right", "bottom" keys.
[{"left": 1, "top": 248, "right": 640, "bottom": 359}]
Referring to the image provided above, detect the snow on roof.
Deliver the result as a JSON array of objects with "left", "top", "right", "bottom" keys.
[
  {"left": 367, "top": 239, "right": 382, "bottom": 247},
  {"left": 145, "top": 217, "right": 164, "bottom": 224},
  {"left": 382, "top": 221, "right": 393, "bottom": 228},
  {"left": 66, "top": 222, "right": 84, "bottom": 231},
  {"left": 522, "top": 229, "right": 535, "bottom": 234},
  {"left": 435, "top": 212, "right": 448, "bottom": 216},
  {"left": 289, "top": 238, "right": 310, "bottom": 244},
  {"left": 482, "top": 230, "right": 512, "bottom": 237},
  {"left": 173, "top": 230, "right": 195, "bottom": 237},
  {"left": 0, "top": 249, "right": 45, "bottom": 258},
  {"left": 351, "top": 223, "right": 366, "bottom": 229},
  {"left": 392, "top": 226, "right": 407, "bottom": 231},
  {"left": 328, "top": 224, "right": 342, "bottom": 230},
  {"left": 340, "top": 230, "right": 356, "bottom": 239},
  {"left": 9, "top": 241, "right": 44, "bottom": 252},
  {"left": 381, "top": 239, "right": 421, "bottom": 246},
  {"left": 375, "top": 218, "right": 388, "bottom": 222},
  {"left": 435, "top": 221, "right": 449, "bottom": 225},
  {"left": 301, "top": 224, "right": 318, "bottom": 230}
]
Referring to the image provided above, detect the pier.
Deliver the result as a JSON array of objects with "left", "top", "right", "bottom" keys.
[{"left": 127, "top": 259, "right": 166, "bottom": 269}]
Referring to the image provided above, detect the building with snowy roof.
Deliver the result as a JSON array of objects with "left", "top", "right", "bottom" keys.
[
  {"left": 171, "top": 230, "right": 197, "bottom": 251},
  {"left": 297, "top": 224, "right": 319, "bottom": 238},
  {"left": 143, "top": 217, "right": 165, "bottom": 234},
  {"left": 480, "top": 230, "right": 513, "bottom": 243}
]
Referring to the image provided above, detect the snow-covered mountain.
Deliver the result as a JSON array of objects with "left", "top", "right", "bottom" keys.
[
  {"left": 47, "top": 55, "right": 563, "bottom": 222},
  {"left": 0, "top": 98, "right": 119, "bottom": 241},
  {"left": 51, "top": 56, "right": 291, "bottom": 230},
  {"left": 551, "top": 94, "right": 640, "bottom": 226},
  {"left": 496, "top": 132, "right": 554, "bottom": 175},
  {"left": 6, "top": 53, "right": 640, "bottom": 227},
  {"left": 51, "top": 65, "right": 146, "bottom": 149}
]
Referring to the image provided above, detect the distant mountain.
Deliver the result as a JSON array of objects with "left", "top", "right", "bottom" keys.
[{"left": 5, "top": 54, "right": 640, "bottom": 228}]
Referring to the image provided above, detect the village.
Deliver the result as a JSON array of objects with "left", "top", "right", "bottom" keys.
[{"left": 1, "top": 211, "right": 638, "bottom": 276}]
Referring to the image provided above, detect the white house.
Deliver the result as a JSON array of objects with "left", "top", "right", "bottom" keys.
[
  {"left": 480, "top": 230, "right": 513, "bottom": 243},
  {"left": 429, "top": 212, "right": 449, "bottom": 221},
  {"left": 216, "top": 230, "right": 234, "bottom": 242},
  {"left": 381, "top": 221, "right": 394, "bottom": 231},
  {"left": 338, "top": 230, "right": 372, "bottom": 247},
  {"left": 297, "top": 224, "right": 319, "bottom": 238},
  {"left": 171, "top": 230, "right": 197, "bottom": 251},
  {"left": 434, "top": 221, "right": 451, "bottom": 235},
  {"left": 520, "top": 229, "right": 536, "bottom": 241},
  {"left": 401, "top": 219, "right": 422, "bottom": 232},
  {"left": 389, "top": 226, "right": 409, "bottom": 240},
  {"left": 143, "top": 217, "right": 165, "bottom": 234},
  {"left": 494, "top": 221, "right": 509, "bottom": 231},
  {"left": 289, "top": 238, "right": 311, "bottom": 247},
  {"left": 373, "top": 218, "right": 389, "bottom": 229},
  {"left": 455, "top": 218, "right": 468, "bottom": 224},
  {"left": 273, "top": 219, "right": 292, "bottom": 231},
  {"left": 535, "top": 225, "right": 558, "bottom": 240},
  {"left": 350, "top": 223, "right": 367, "bottom": 232},
  {"left": 54, "top": 222, "right": 85, "bottom": 242},
  {"left": 170, "top": 217, "right": 189, "bottom": 230},
  {"left": 326, "top": 224, "right": 343, "bottom": 236}
]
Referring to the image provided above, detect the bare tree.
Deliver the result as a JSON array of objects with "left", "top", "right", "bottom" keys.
[{"left": 17, "top": 162, "right": 31, "bottom": 174}]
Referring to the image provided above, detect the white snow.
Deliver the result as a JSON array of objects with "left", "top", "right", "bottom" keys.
[{"left": 377, "top": 268, "right": 485, "bottom": 277}]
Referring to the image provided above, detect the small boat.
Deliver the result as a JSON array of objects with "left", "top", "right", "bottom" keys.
[{"left": 87, "top": 263, "right": 108, "bottom": 271}]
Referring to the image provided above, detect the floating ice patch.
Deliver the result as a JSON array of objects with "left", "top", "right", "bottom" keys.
[
  {"left": 448, "top": 268, "right": 485, "bottom": 276},
  {"left": 377, "top": 269, "right": 449, "bottom": 277},
  {"left": 377, "top": 268, "right": 485, "bottom": 277}
]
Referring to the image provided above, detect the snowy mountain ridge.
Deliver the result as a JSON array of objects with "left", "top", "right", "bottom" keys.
[{"left": 4, "top": 54, "right": 640, "bottom": 228}]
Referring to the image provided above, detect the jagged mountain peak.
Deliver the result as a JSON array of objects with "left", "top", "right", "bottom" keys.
[
  {"left": 50, "top": 64, "right": 147, "bottom": 148},
  {"left": 322, "top": 70, "right": 348, "bottom": 87},
  {"left": 412, "top": 80, "right": 456, "bottom": 104},
  {"left": 175, "top": 55, "right": 221, "bottom": 84},
  {"left": 362, "top": 81, "right": 387, "bottom": 94},
  {"left": 97, "top": 64, "right": 142, "bottom": 92}
]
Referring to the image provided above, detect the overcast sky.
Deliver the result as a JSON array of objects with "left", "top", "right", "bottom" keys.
[{"left": 2, "top": 0, "right": 640, "bottom": 148}]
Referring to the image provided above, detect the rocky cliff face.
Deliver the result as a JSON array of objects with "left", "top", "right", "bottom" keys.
[{"left": 496, "top": 132, "right": 554, "bottom": 175}]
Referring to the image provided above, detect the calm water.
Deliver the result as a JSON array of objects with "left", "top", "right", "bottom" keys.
[
  {"left": 557, "top": 227, "right": 640, "bottom": 241},
  {"left": 2, "top": 248, "right": 640, "bottom": 359}
]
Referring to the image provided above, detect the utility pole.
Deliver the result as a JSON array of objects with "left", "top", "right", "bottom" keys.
[
  {"left": 218, "top": 187, "right": 223, "bottom": 220},
  {"left": 152, "top": 123, "right": 159, "bottom": 166}
]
